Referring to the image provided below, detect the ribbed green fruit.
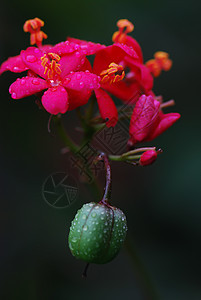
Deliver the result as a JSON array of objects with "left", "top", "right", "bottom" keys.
[{"left": 68, "top": 202, "right": 127, "bottom": 264}]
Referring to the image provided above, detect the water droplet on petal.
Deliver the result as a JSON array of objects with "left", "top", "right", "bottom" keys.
[
  {"left": 13, "top": 67, "right": 20, "bottom": 71},
  {"left": 79, "top": 82, "right": 84, "bottom": 89},
  {"left": 21, "top": 79, "right": 26, "bottom": 85},
  {"left": 34, "top": 48, "right": 40, "bottom": 53},
  {"left": 74, "top": 44, "right": 80, "bottom": 50},
  {"left": 32, "top": 78, "right": 39, "bottom": 85},
  {"left": 75, "top": 51, "right": 81, "bottom": 58},
  {"left": 12, "top": 93, "right": 17, "bottom": 99},
  {"left": 76, "top": 73, "right": 82, "bottom": 80},
  {"left": 64, "top": 78, "right": 71, "bottom": 85},
  {"left": 26, "top": 55, "right": 37, "bottom": 63}
]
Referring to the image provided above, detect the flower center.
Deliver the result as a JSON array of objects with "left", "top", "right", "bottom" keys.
[
  {"left": 112, "top": 19, "right": 134, "bottom": 43},
  {"left": 100, "top": 63, "right": 125, "bottom": 84},
  {"left": 23, "top": 17, "right": 47, "bottom": 47},
  {"left": 41, "top": 53, "right": 62, "bottom": 83}
]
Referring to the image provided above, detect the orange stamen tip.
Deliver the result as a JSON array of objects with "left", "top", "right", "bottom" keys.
[
  {"left": 100, "top": 62, "right": 125, "bottom": 84},
  {"left": 154, "top": 51, "right": 169, "bottom": 60},
  {"left": 146, "top": 59, "right": 161, "bottom": 77},
  {"left": 112, "top": 19, "right": 134, "bottom": 43},
  {"left": 23, "top": 17, "right": 45, "bottom": 32},
  {"left": 117, "top": 19, "right": 134, "bottom": 33},
  {"left": 154, "top": 51, "right": 172, "bottom": 71},
  {"left": 146, "top": 51, "right": 173, "bottom": 76},
  {"left": 23, "top": 17, "right": 47, "bottom": 46}
]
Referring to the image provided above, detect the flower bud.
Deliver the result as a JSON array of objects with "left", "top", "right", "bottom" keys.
[
  {"left": 139, "top": 149, "right": 157, "bottom": 166},
  {"left": 68, "top": 202, "right": 127, "bottom": 264}
]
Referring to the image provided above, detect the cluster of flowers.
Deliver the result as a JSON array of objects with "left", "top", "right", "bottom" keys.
[{"left": 0, "top": 18, "right": 180, "bottom": 165}]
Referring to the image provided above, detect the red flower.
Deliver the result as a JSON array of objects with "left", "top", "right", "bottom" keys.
[
  {"left": 8, "top": 45, "right": 100, "bottom": 114},
  {"left": 129, "top": 94, "right": 180, "bottom": 145},
  {"left": 68, "top": 27, "right": 153, "bottom": 125},
  {"left": 92, "top": 43, "right": 140, "bottom": 126}
]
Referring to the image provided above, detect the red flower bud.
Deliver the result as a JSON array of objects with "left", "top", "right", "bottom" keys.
[{"left": 139, "top": 150, "right": 157, "bottom": 166}]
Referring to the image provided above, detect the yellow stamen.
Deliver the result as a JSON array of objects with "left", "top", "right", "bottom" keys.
[
  {"left": 41, "top": 53, "right": 61, "bottom": 80},
  {"left": 100, "top": 63, "right": 125, "bottom": 84}
]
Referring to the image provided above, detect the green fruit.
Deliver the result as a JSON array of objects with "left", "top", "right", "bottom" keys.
[{"left": 68, "top": 202, "right": 127, "bottom": 264}]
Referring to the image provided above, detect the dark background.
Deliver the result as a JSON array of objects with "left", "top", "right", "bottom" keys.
[{"left": 0, "top": 0, "right": 201, "bottom": 299}]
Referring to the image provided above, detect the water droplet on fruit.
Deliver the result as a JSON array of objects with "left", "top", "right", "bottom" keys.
[
  {"left": 91, "top": 212, "right": 96, "bottom": 218},
  {"left": 83, "top": 225, "right": 88, "bottom": 231}
]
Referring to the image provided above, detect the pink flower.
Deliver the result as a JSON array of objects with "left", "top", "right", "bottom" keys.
[
  {"left": 7, "top": 45, "right": 100, "bottom": 115},
  {"left": 129, "top": 94, "right": 180, "bottom": 145}
]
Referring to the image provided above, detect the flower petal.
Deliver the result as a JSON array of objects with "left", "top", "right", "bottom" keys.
[
  {"left": 21, "top": 47, "right": 47, "bottom": 78},
  {"left": 0, "top": 55, "right": 28, "bottom": 75},
  {"left": 101, "top": 80, "right": 142, "bottom": 103},
  {"left": 122, "top": 36, "right": 143, "bottom": 63},
  {"left": 79, "top": 58, "right": 92, "bottom": 72},
  {"left": 93, "top": 43, "right": 138, "bottom": 76},
  {"left": 129, "top": 95, "right": 160, "bottom": 144},
  {"left": 50, "top": 41, "right": 81, "bottom": 55},
  {"left": 125, "top": 58, "right": 153, "bottom": 92},
  {"left": 59, "top": 53, "right": 86, "bottom": 78},
  {"left": 68, "top": 37, "right": 106, "bottom": 55},
  {"left": 42, "top": 86, "right": 69, "bottom": 115},
  {"left": 63, "top": 71, "right": 100, "bottom": 110},
  {"left": 149, "top": 112, "right": 181, "bottom": 140},
  {"left": 63, "top": 71, "right": 100, "bottom": 91},
  {"left": 95, "top": 88, "right": 118, "bottom": 127},
  {"left": 9, "top": 76, "right": 48, "bottom": 99}
]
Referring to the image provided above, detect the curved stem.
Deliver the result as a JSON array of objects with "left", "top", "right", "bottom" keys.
[{"left": 96, "top": 153, "right": 112, "bottom": 203}]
